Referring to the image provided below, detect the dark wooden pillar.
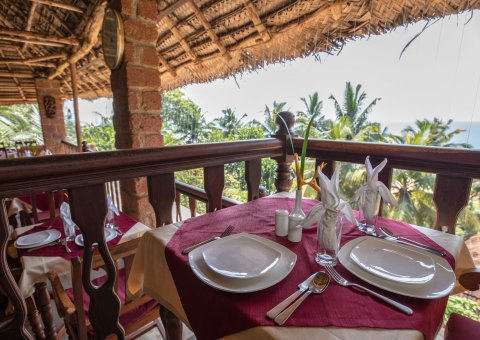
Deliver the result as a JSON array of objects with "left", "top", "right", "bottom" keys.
[{"left": 272, "top": 111, "right": 295, "bottom": 193}]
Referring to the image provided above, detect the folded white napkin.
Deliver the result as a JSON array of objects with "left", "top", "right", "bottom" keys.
[
  {"left": 301, "top": 167, "right": 356, "bottom": 248},
  {"left": 60, "top": 202, "right": 77, "bottom": 234},
  {"left": 352, "top": 156, "right": 397, "bottom": 221},
  {"left": 106, "top": 196, "right": 120, "bottom": 222}
]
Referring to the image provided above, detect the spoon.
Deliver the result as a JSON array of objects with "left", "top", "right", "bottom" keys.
[
  {"left": 274, "top": 271, "right": 330, "bottom": 325},
  {"left": 380, "top": 226, "right": 446, "bottom": 257}
]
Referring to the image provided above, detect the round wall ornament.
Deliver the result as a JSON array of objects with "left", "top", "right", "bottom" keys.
[{"left": 102, "top": 7, "right": 124, "bottom": 70}]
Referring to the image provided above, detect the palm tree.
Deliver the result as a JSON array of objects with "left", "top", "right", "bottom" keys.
[
  {"left": 252, "top": 101, "right": 286, "bottom": 136},
  {"left": 329, "top": 82, "right": 381, "bottom": 135},
  {"left": 0, "top": 104, "right": 43, "bottom": 144},
  {"left": 295, "top": 92, "right": 326, "bottom": 137},
  {"left": 213, "top": 108, "right": 247, "bottom": 138}
]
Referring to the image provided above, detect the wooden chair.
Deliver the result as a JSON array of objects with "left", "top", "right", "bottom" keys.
[
  {"left": 443, "top": 269, "right": 480, "bottom": 339},
  {"left": 47, "top": 238, "right": 165, "bottom": 340}
]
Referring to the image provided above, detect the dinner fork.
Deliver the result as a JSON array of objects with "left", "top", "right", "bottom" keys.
[
  {"left": 324, "top": 265, "right": 413, "bottom": 315},
  {"left": 181, "top": 225, "right": 234, "bottom": 254}
]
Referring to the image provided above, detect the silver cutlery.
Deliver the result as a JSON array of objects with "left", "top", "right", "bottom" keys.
[
  {"left": 267, "top": 272, "right": 318, "bottom": 319},
  {"left": 273, "top": 271, "right": 330, "bottom": 325},
  {"left": 61, "top": 238, "right": 72, "bottom": 253},
  {"left": 114, "top": 227, "right": 124, "bottom": 236},
  {"left": 181, "top": 225, "right": 234, "bottom": 254},
  {"left": 27, "top": 239, "right": 61, "bottom": 252},
  {"left": 324, "top": 265, "right": 413, "bottom": 315},
  {"left": 380, "top": 226, "right": 446, "bottom": 257}
]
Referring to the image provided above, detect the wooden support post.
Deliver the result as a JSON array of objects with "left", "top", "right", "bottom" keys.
[
  {"left": 34, "top": 281, "right": 57, "bottom": 340},
  {"left": 69, "top": 63, "right": 82, "bottom": 151},
  {"left": 273, "top": 111, "right": 295, "bottom": 193}
]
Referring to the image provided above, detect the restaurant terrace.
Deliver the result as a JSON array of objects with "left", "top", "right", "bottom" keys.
[{"left": 1, "top": 0, "right": 480, "bottom": 339}]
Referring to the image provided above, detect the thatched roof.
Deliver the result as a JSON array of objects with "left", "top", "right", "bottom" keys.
[{"left": 1, "top": 0, "right": 479, "bottom": 105}]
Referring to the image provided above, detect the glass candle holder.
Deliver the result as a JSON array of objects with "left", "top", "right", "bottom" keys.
[
  {"left": 316, "top": 209, "right": 344, "bottom": 266},
  {"left": 358, "top": 190, "right": 381, "bottom": 235}
]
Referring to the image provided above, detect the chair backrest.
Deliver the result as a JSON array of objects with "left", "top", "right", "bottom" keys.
[{"left": 69, "top": 238, "right": 143, "bottom": 339}]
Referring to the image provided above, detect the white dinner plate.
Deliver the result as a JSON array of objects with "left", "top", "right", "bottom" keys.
[
  {"left": 189, "top": 233, "right": 296, "bottom": 293},
  {"left": 339, "top": 236, "right": 455, "bottom": 299},
  {"left": 350, "top": 237, "right": 435, "bottom": 284},
  {"left": 15, "top": 229, "right": 61, "bottom": 249},
  {"left": 75, "top": 228, "right": 117, "bottom": 247},
  {"left": 202, "top": 234, "right": 281, "bottom": 279}
]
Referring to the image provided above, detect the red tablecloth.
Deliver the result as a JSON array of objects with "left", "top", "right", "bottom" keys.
[
  {"left": 165, "top": 197, "right": 454, "bottom": 340},
  {"left": 17, "top": 213, "right": 137, "bottom": 260}
]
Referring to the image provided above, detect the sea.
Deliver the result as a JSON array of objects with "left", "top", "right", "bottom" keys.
[{"left": 384, "top": 121, "right": 480, "bottom": 149}]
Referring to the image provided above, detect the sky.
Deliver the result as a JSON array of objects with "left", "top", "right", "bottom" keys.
[{"left": 71, "top": 11, "right": 480, "bottom": 128}]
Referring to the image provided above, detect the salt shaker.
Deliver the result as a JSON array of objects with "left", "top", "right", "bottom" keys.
[{"left": 275, "top": 209, "right": 289, "bottom": 236}]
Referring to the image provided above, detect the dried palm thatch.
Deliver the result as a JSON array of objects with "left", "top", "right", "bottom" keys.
[{"left": 0, "top": 0, "right": 479, "bottom": 105}]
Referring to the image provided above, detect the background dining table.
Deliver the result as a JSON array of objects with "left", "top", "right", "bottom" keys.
[{"left": 127, "top": 192, "right": 475, "bottom": 340}]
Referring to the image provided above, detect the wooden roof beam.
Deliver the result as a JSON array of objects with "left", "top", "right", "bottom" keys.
[
  {"left": 21, "top": 2, "right": 38, "bottom": 52},
  {"left": 0, "top": 50, "right": 26, "bottom": 101},
  {"left": 0, "top": 59, "right": 55, "bottom": 67},
  {"left": 158, "top": 0, "right": 190, "bottom": 20},
  {"left": 243, "top": 1, "right": 271, "bottom": 42},
  {"left": 30, "top": 0, "right": 83, "bottom": 13},
  {"left": 48, "top": 0, "right": 107, "bottom": 80},
  {"left": 163, "top": 16, "right": 202, "bottom": 67},
  {"left": 0, "top": 29, "right": 79, "bottom": 46},
  {"left": 188, "top": 0, "right": 231, "bottom": 61},
  {"left": 0, "top": 72, "right": 35, "bottom": 78},
  {"left": 158, "top": 52, "right": 177, "bottom": 77}
]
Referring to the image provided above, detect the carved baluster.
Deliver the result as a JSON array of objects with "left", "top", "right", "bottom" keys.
[
  {"left": 188, "top": 197, "right": 197, "bottom": 217},
  {"left": 0, "top": 201, "right": 31, "bottom": 339},
  {"left": 245, "top": 159, "right": 261, "bottom": 201},
  {"left": 69, "top": 184, "right": 124, "bottom": 339},
  {"left": 273, "top": 111, "right": 295, "bottom": 193},
  {"left": 47, "top": 191, "right": 56, "bottom": 221},
  {"left": 175, "top": 192, "right": 182, "bottom": 222},
  {"left": 204, "top": 165, "right": 224, "bottom": 212},
  {"left": 25, "top": 297, "right": 45, "bottom": 339},
  {"left": 148, "top": 173, "right": 175, "bottom": 227},
  {"left": 433, "top": 174, "right": 472, "bottom": 234},
  {"left": 34, "top": 281, "right": 57, "bottom": 339},
  {"left": 160, "top": 305, "right": 182, "bottom": 340}
]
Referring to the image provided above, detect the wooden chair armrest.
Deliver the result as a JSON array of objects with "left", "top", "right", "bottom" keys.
[
  {"left": 47, "top": 271, "right": 76, "bottom": 315},
  {"left": 459, "top": 268, "right": 480, "bottom": 291}
]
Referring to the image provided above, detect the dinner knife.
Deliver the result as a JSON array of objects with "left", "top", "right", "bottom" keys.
[
  {"left": 372, "top": 234, "right": 446, "bottom": 257},
  {"left": 266, "top": 272, "right": 318, "bottom": 319}
]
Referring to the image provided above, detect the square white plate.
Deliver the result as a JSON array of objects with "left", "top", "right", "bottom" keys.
[
  {"left": 189, "top": 233, "right": 296, "bottom": 293},
  {"left": 350, "top": 237, "right": 435, "bottom": 284},
  {"left": 202, "top": 234, "right": 281, "bottom": 279},
  {"left": 339, "top": 236, "right": 455, "bottom": 299}
]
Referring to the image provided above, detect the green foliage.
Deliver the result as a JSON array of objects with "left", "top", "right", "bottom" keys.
[
  {"left": 82, "top": 113, "right": 115, "bottom": 151},
  {"left": 444, "top": 295, "right": 480, "bottom": 324},
  {"left": 0, "top": 104, "right": 43, "bottom": 144}
]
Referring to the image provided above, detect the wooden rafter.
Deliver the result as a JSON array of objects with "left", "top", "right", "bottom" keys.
[
  {"left": 0, "top": 50, "right": 26, "bottom": 100},
  {"left": 30, "top": 0, "right": 83, "bottom": 13},
  {"left": 243, "top": 0, "right": 271, "bottom": 42},
  {"left": 0, "top": 29, "right": 79, "bottom": 46},
  {"left": 159, "top": 0, "right": 190, "bottom": 20},
  {"left": 163, "top": 15, "right": 201, "bottom": 66},
  {"left": 21, "top": 2, "right": 38, "bottom": 52},
  {"left": 0, "top": 72, "right": 34, "bottom": 78},
  {"left": 48, "top": 0, "right": 107, "bottom": 80},
  {"left": 158, "top": 52, "right": 177, "bottom": 77},
  {"left": 188, "top": 0, "right": 231, "bottom": 61}
]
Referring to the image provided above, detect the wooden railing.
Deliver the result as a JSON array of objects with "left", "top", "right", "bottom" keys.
[
  {"left": 0, "top": 138, "right": 285, "bottom": 339},
  {"left": 294, "top": 138, "right": 480, "bottom": 233},
  {"left": 1, "top": 111, "right": 480, "bottom": 339}
]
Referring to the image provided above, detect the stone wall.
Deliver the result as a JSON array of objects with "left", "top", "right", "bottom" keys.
[
  {"left": 110, "top": 0, "right": 163, "bottom": 226},
  {"left": 34, "top": 78, "right": 68, "bottom": 154}
]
